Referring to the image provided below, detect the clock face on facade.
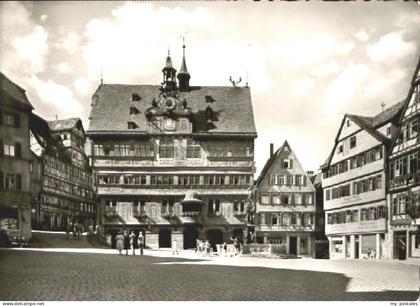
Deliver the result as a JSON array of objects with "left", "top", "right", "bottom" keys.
[
  {"left": 163, "top": 118, "right": 176, "bottom": 130},
  {"left": 163, "top": 98, "right": 176, "bottom": 111}
]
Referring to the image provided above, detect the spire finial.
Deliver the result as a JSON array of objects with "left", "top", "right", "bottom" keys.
[
  {"left": 100, "top": 65, "right": 103, "bottom": 85},
  {"left": 381, "top": 101, "right": 385, "bottom": 111}
]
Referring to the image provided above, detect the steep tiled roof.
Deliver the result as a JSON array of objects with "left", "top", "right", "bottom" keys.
[
  {"left": 0, "top": 71, "right": 33, "bottom": 109},
  {"left": 88, "top": 84, "right": 256, "bottom": 135},
  {"left": 372, "top": 100, "right": 405, "bottom": 127},
  {"left": 48, "top": 117, "right": 81, "bottom": 132}
]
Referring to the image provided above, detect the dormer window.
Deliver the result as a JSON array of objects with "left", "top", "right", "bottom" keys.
[
  {"left": 127, "top": 121, "right": 138, "bottom": 129},
  {"left": 130, "top": 106, "right": 140, "bottom": 115},
  {"left": 132, "top": 93, "right": 141, "bottom": 101},
  {"left": 205, "top": 95, "right": 215, "bottom": 103}
]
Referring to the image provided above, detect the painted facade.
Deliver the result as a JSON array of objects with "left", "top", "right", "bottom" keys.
[{"left": 87, "top": 47, "right": 257, "bottom": 249}]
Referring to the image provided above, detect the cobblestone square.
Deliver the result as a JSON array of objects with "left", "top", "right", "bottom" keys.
[{"left": 0, "top": 241, "right": 418, "bottom": 301}]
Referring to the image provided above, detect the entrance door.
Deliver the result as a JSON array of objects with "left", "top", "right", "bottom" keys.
[
  {"left": 207, "top": 229, "right": 223, "bottom": 251},
  {"left": 397, "top": 237, "right": 407, "bottom": 260},
  {"left": 159, "top": 229, "right": 172, "bottom": 248},
  {"left": 289, "top": 237, "right": 297, "bottom": 255},
  {"left": 183, "top": 225, "right": 198, "bottom": 249},
  {"left": 355, "top": 241, "right": 359, "bottom": 259}
]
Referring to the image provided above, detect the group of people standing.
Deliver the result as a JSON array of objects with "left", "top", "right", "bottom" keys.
[
  {"left": 65, "top": 222, "right": 83, "bottom": 239},
  {"left": 195, "top": 237, "right": 242, "bottom": 257},
  {"left": 115, "top": 230, "right": 145, "bottom": 256}
]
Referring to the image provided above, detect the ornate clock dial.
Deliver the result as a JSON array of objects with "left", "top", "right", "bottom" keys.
[{"left": 163, "top": 98, "right": 176, "bottom": 111}]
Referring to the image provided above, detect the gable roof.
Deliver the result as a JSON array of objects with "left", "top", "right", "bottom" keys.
[
  {"left": 0, "top": 71, "right": 33, "bottom": 109},
  {"left": 255, "top": 140, "right": 312, "bottom": 189},
  {"left": 389, "top": 55, "right": 420, "bottom": 152},
  {"left": 48, "top": 117, "right": 82, "bottom": 132},
  {"left": 87, "top": 84, "right": 256, "bottom": 136},
  {"left": 320, "top": 100, "right": 405, "bottom": 170}
]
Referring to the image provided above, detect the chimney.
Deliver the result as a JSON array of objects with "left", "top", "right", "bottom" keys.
[{"left": 270, "top": 143, "right": 274, "bottom": 158}]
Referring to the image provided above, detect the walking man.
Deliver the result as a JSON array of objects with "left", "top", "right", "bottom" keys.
[
  {"left": 138, "top": 232, "right": 145, "bottom": 256},
  {"left": 172, "top": 239, "right": 179, "bottom": 255}
]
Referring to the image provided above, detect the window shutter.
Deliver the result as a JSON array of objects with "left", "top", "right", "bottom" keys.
[
  {"left": 15, "top": 142, "right": 21, "bottom": 158},
  {"left": 303, "top": 176, "right": 307, "bottom": 186},
  {"left": 16, "top": 174, "right": 22, "bottom": 190},
  {"left": 14, "top": 114, "right": 20, "bottom": 128},
  {"left": 0, "top": 172, "right": 3, "bottom": 189},
  {"left": 290, "top": 159, "right": 293, "bottom": 168}
]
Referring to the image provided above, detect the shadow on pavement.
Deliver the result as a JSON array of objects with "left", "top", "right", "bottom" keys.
[{"left": 0, "top": 249, "right": 417, "bottom": 301}]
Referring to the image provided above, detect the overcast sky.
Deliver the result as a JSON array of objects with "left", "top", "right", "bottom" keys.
[{"left": 1, "top": 1, "right": 419, "bottom": 175}]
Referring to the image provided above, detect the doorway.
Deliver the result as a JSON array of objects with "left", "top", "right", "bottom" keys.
[
  {"left": 289, "top": 236, "right": 297, "bottom": 255},
  {"left": 183, "top": 225, "right": 198, "bottom": 249},
  {"left": 397, "top": 237, "right": 407, "bottom": 260},
  {"left": 355, "top": 241, "right": 359, "bottom": 259},
  {"left": 207, "top": 229, "right": 223, "bottom": 251},
  {"left": 159, "top": 229, "right": 172, "bottom": 248}
]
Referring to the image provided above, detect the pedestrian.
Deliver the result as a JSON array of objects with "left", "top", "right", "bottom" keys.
[
  {"left": 129, "top": 230, "right": 136, "bottom": 256},
  {"left": 198, "top": 240, "right": 204, "bottom": 256},
  {"left": 73, "top": 223, "right": 77, "bottom": 239},
  {"left": 195, "top": 239, "right": 200, "bottom": 253},
  {"left": 172, "top": 239, "right": 179, "bottom": 255},
  {"left": 66, "top": 222, "right": 72, "bottom": 239},
  {"left": 138, "top": 232, "right": 145, "bottom": 256},
  {"left": 233, "top": 237, "right": 240, "bottom": 255},
  {"left": 223, "top": 242, "right": 228, "bottom": 257},
  {"left": 115, "top": 231, "right": 124, "bottom": 255},
  {"left": 123, "top": 230, "right": 130, "bottom": 256}
]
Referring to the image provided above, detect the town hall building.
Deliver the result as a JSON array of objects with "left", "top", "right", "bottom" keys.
[{"left": 86, "top": 45, "right": 257, "bottom": 249}]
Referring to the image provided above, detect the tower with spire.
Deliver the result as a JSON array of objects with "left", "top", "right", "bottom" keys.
[
  {"left": 177, "top": 41, "right": 191, "bottom": 92},
  {"left": 161, "top": 49, "right": 177, "bottom": 92}
]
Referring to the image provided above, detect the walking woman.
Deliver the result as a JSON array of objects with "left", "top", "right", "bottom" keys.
[
  {"left": 115, "top": 231, "right": 124, "bottom": 255},
  {"left": 123, "top": 230, "right": 130, "bottom": 256},
  {"left": 129, "top": 230, "right": 136, "bottom": 256},
  {"left": 138, "top": 232, "right": 145, "bottom": 256}
]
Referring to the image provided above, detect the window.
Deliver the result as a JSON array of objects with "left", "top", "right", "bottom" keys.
[
  {"left": 387, "top": 127, "right": 391, "bottom": 136},
  {"left": 283, "top": 159, "right": 291, "bottom": 168},
  {"left": 281, "top": 194, "right": 290, "bottom": 205},
  {"left": 304, "top": 194, "right": 313, "bottom": 205},
  {"left": 4, "top": 173, "right": 21, "bottom": 190},
  {"left": 208, "top": 199, "right": 221, "bottom": 214},
  {"left": 132, "top": 93, "right": 141, "bottom": 101},
  {"left": 159, "top": 138, "right": 174, "bottom": 158},
  {"left": 272, "top": 194, "right": 280, "bottom": 204},
  {"left": 4, "top": 113, "right": 19, "bottom": 127},
  {"left": 326, "top": 189, "right": 331, "bottom": 201},
  {"left": 350, "top": 136, "right": 356, "bottom": 149},
  {"left": 272, "top": 215, "right": 278, "bottom": 225},
  {"left": 279, "top": 175, "right": 285, "bottom": 185},
  {"left": 346, "top": 119, "right": 351, "bottom": 127},
  {"left": 261, "top": 194, "right": 269, "bottom": 204},
  {"left": 186, "top": 139, "right": 201, "bottom": 158},
  {"left": 4, "top": 143, "right": 15, "bottom": 157},
  {"left": 130, "top": 106, "right": 140, "bottom": 115},
  {"left": 127, "top": 122, "right": 138, "bottom": 129},
  {"left": 337, "top": 144, "right": 343, "bottom": 154},
  {"left": 295, "top": 175, "right": 303, "bottom": 186},
  {"left": 294, "top": 194, "right": 302, "bottom": 204}
]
